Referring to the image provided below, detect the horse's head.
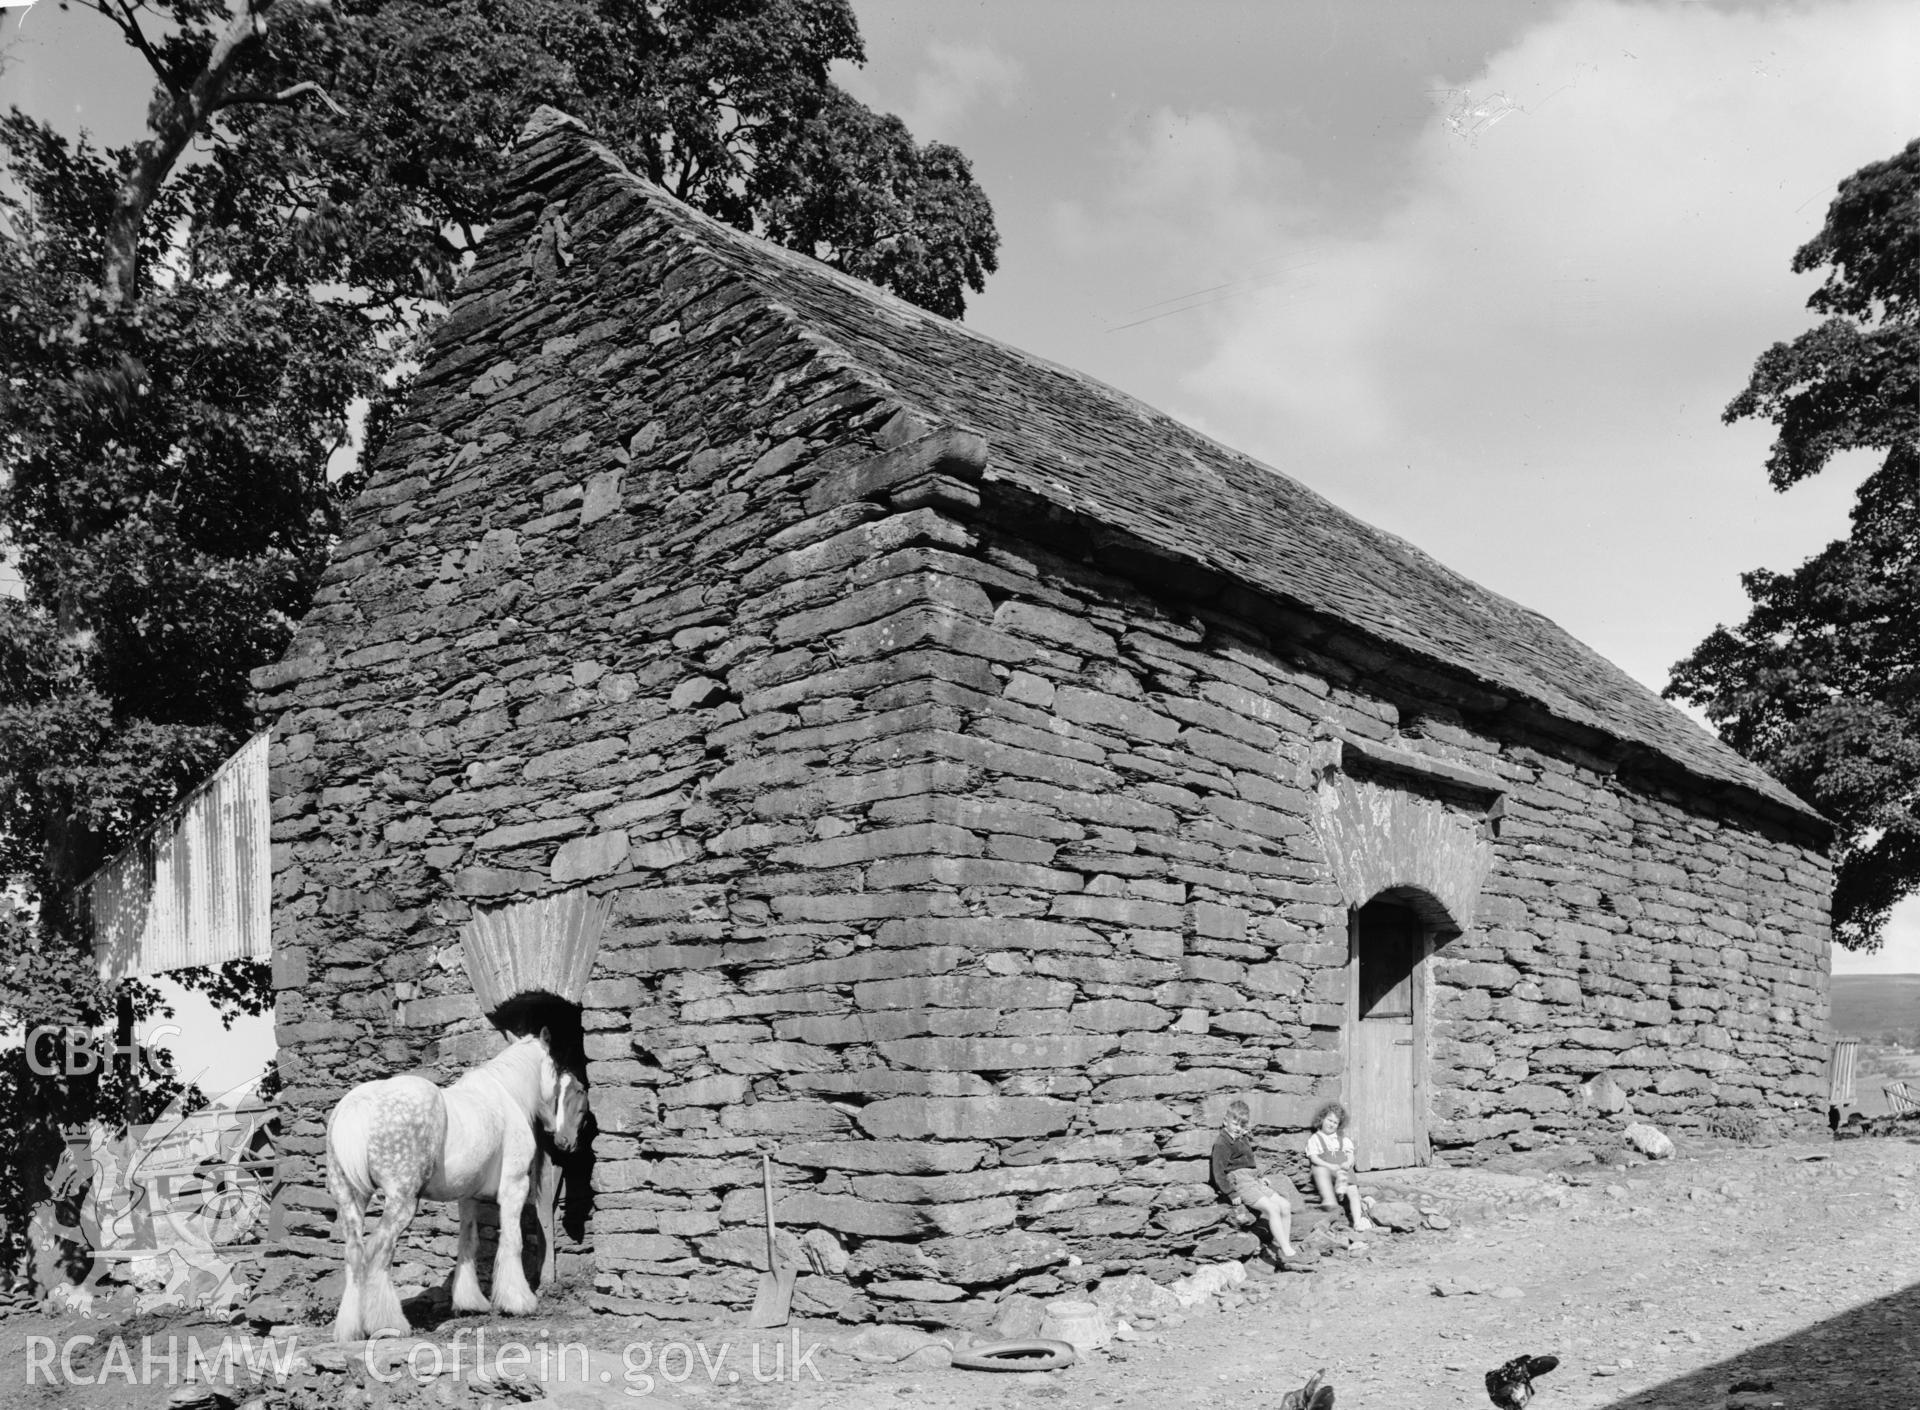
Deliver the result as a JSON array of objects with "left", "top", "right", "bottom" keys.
[{"left": 536, "top": 1028, "right": 588, "bottom": 1152}]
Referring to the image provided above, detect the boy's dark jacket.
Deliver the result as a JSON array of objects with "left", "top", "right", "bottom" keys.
[{"left": 1211, "top": 1130, "right": 1257, "bottom": 1195}]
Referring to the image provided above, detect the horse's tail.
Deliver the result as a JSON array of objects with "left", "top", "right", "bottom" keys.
[
  {"left": 326, "top": 1087, "right": 378, "bottom": 1341},
  {"left": 325, "top": 1094, "right": 377, "bottom": 1201}
]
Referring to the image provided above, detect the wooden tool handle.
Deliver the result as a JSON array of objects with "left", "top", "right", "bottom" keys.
[{"left": 762, "top": 1153, "right": 776, "bottom": 1267}]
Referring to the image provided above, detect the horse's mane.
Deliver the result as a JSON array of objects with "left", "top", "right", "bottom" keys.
[{"left": 449, "top": 1034, "right": 547, "bottom": 1116}]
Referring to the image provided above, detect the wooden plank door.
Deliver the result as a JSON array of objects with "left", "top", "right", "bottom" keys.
[{"left": 1348, "top": 899, "right": 1426, "bottom": 1170}]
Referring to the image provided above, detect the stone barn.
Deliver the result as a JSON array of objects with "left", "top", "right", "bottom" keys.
[{"left": 254, "top": 109, "right": 1832, "bottom": 1325}]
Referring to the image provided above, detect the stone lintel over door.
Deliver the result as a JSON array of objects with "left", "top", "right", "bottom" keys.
[{"left": 1305, "top": 730, "right": 1504, "bottom": 1168}]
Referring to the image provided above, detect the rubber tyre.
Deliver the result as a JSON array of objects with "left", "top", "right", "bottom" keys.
[{"left": 951, "top": 1339, "right": 1078, "bottom": 1372}]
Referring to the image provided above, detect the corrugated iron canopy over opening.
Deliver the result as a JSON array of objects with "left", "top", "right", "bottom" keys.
[
  {"left": 460, "top": 889, "right": 612, "bottom": 1015},
  {"left": 82, "top": 730, "right": 272, "bottom": 983}
]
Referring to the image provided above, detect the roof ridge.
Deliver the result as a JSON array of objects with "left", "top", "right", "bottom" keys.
[
  {"left": 508, "top": 109, "right": 1512, "bottom": 588},
  {"left": 498, "top": 111, "right": 1818, "bottom": 830},
  {"left": 509, "top": 112, "right": 1356, "bottom": 509},
  {"left": 509, "top": 106, "right": 952, "bottom": 442}
]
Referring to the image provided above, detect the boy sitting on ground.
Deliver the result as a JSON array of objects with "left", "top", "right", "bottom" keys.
[{"left": 1210, "top": 1099, "right": 1314, "bottom": 1272}]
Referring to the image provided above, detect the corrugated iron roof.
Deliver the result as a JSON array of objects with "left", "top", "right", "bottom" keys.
[{"left": 83, "top": 730, "right": 272, "bottom": 983}]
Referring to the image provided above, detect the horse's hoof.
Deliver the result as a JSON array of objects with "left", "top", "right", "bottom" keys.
[
  {"left": 450, "top": 1280, "right": 491, "bottom": 1314},
  {"left": 494, "top": 1291, "right": 538, "bottom": 1317}
]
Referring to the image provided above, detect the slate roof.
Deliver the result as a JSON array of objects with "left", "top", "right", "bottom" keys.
[{"left": 509, "top": 111, "right": 1819, "bottom": 826}]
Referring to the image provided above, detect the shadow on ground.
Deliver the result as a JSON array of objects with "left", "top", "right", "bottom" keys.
[{"left": 1600, "top": 1276, "right": 1920, "bottom": 1408}]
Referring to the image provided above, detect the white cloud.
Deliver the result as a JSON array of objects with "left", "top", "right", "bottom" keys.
[
  {"left": 1188, "top": 1, "right": 1920, "bottom": 460},
  {"left": 1051, "top": 108, "right": 1300, "bottom": 265},
  {"left": 878, "top": 40, "right": 1022, "bottom": 144},
  {"left": 1051, "top": 0, "right": 1919, "bottom": 692},
  {"left": 1042, "top": 107, "right": 1335, "bottom": 416}
]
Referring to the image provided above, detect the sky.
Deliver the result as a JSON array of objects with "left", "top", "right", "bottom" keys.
[{"left": 1, "top": 0, "right": 1916, "bottom": 1088}]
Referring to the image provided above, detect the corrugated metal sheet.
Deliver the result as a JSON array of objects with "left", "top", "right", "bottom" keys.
[
  {"left": 460, "top": 889, "right": 612, "bottom": 1012},
  {"left": 84, "top": 731, "right": 271, "bottom": 982},
  {"left": 1830, "top": 1038, "right": 1860, "bottom": 1109}
]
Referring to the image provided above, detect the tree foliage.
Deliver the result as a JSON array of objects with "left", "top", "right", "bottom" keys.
[
  {"left": 0, "top": 0, "right": 999, "bottom": 1279},
  {"left": 1667, "top": 138, "right": 1920, "bottom": 950},
  {"left": 0, "top": 0, "right": 999, "bottom": 946}
]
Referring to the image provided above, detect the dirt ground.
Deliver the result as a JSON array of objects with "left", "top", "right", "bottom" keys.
[{"left": 10, "top": 1127, "right": 1920, "bottom": 1410}]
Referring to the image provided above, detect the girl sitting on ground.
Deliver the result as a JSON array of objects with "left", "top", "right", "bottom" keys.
[{"left": 1306, "top": 1102, "right": 1375, "bottom": 1231}]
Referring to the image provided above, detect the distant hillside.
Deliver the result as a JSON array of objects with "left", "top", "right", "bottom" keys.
[{"left": 1832, "top": 974, "right": 1920, "bottom": 1042}]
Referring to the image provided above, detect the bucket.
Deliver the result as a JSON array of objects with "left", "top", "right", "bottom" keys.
[{"left": 1038, "top": 1298, "right": 1114, "bottom": 1355}]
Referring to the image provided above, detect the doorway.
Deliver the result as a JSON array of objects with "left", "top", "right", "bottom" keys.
[{"left": 1345, "top": 895, "right": 1433, "bottom": 1170}]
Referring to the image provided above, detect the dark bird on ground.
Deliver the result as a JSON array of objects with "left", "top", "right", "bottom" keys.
[
  {"left": 1279, "top": 1369, "right": 1335, "bottom": 1410},
  {"left": 1486, "top": 1354, "right": 1559, "bottom": 1408}
]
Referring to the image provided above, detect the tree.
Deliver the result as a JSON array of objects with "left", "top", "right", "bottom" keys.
[
  {"left": 0, "top": 0, "right": 999, "bottom": 1283},
  {"left": 1666, "top": 137, "right": 1920, "bottom": 951},
  {"left": 1, "top": 0, "right": 1000, "bottom": 949}
]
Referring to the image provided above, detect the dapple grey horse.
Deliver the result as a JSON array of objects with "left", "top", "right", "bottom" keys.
[{"left": 325, "top": 1030, "right": 586, "bottom": 1342}]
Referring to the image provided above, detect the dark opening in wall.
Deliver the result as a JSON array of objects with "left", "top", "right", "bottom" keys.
[
  {"left": 491, "top": 990, "right": 586, "bottom": 1070},
  {"left": 1356, "top": 897, "right": 1423, "bottom": 1021}
]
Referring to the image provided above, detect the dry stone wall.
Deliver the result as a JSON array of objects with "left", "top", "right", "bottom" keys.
[
  {"left": 743, "top": 503, "right": 1831, "bottom": 1332},
  {"left": 255, "top": 117, "right": 1831, "bottom": 1332},
  {"left": 252, "top": 122, "right": 971, "bottom": 1314},
  {"left": 1430, "top": 764, "right": 1832, "bottom": 1146}
]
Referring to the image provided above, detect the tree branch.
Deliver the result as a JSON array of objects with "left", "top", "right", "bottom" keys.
[
  {"left": 273, "top": 80, "right": 347, "bottom": 117},
  {"left": 99, "top": 0, "right": 180, "bottom": 101},
  {"left": 101, "top": 0, "right": 329, "bottom": 308},
  {"left": 672, "top": 150, "right": 705, "bottom": 202},
  {"left": 217, "top": 81, "right": 349, "bottom": 118}
]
